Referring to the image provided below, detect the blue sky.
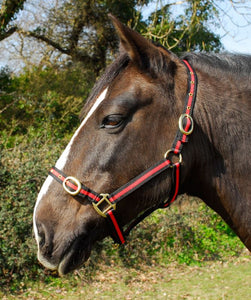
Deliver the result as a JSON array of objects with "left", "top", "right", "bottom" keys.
[
  {"left": 212, "top": 1, "right": 251, "bottom": 54},
  {"left": 220, "top": 27, "right": 251, "bottom": 54}
]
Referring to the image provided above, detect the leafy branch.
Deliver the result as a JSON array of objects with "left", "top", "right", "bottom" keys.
[{"left": 0, "top": 0, "right": 26, "bottom": 41}]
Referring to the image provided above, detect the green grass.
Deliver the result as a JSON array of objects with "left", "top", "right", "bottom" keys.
[{"left": 2, "top": 254, "right": 250, "bottom": 299}]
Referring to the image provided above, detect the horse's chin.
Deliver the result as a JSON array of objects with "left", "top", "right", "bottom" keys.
[
  {"left": 58, "top": 245, "right": 92, "bottom": 276},
  {"left": 57, "top": 235, "right": 93, "bottom": 276}
]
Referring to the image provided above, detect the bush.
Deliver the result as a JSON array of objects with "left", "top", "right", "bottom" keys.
[
  {"left": 0, "top": 131, "right": 66, "bottom": 290},
  {"left": 94, "top": 198, "right": 244, "bottom": 268},
  {"left": 0, "top": 63, "right": 95, "bottom": 290},
  {"left": 0, "top": 65, "right": 95, "bottom": 141}
]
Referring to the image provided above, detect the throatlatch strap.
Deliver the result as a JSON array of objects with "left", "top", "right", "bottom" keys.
[{"left": 106, "top": 210, "right": 125, "bottom": 244}]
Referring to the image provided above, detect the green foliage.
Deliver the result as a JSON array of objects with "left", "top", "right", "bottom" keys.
[
  {"left": 95, "top": 201, "right": 243, "bottom": 268},
  {"left": 0, "top": 130, "right": 69, "bottom": 290},
  {"left": 0, "top": 64, "right": 95, "bottom": 145},
  {"left": 143, "top": 0, "right": 222, "bottom": 52},
  {"left": 0, "top": 67, "right": 20, "bottom": 134},
  {"left": 0, "top": 61, "right": 96, "bottom": 292}
]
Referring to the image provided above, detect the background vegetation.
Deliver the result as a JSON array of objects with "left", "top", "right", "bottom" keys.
[{"left": 0, "top": 0, "right": 250, "bottom": 294}]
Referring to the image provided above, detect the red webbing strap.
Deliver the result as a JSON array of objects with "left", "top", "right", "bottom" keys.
[
  {"left": 163, "top": 60, "right": 197, "bottom": 205},
  {"left": 49, "top": 167, "right": 100, "bottom": 203},
  {"left": 109, "top": 159, "right": 172, "bottom": 204},
  {"left": 172, "top": 60, "right": 197, "bottom": 155},
  {"left": 107, "top": 210, "right": 125, "bottom": 244},
  {"left": 122, "top": 58, "right": 197, "bottom": 236}
]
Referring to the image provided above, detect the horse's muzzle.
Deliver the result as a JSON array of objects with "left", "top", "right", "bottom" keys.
[{"left": 35, "top": 219, "right": 94, "bottom": 276}]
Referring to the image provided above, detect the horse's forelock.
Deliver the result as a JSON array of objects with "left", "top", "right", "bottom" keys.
[{"left": 80, "top": 53, "right": 130, "bottom": 120}]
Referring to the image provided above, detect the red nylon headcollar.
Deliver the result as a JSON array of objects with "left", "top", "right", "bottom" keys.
[{"left": 49, "top": 59, "right": 197, "bottom": 245}]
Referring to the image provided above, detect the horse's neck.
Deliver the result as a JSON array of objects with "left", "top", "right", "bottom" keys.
[
  {"left": 183, "top": 68, "right": 251, "bottom": 249},
  {"left": 194, "top": 69, "right": 250, "bottom": 194}
]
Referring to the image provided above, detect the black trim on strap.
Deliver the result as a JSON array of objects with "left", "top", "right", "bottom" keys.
[
  {"left": 49, "top": 167, "right": 100, "bottom": 203},
  {"left": 109, "top": 159, "right": 172, "bottom": 204},
  {"left": 171, "top": 60, "right": 198, "bottom": 154}
]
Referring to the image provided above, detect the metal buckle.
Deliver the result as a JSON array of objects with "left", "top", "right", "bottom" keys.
[
  {"left": 179, "top": 114, "right": 194, "bottom": 135},
  {"left": 63, "top": 176, "right": 82, "bottom": 196},
  {"left": 164, "top": 149, "right": 182, "bottom": 167},
  {"left": 92, "top": 193, "right": 116, "bottom": 218}
]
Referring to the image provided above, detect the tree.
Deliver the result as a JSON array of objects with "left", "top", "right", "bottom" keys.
[
  {"left": 20, "top": 0, "right": 149, "bottom": 75},
  {"left": 0, "top": 0, "right": 26, "bottom": 41},
  {"left": 142, "top": 0, "right": 222, "bottom": 52},
  {"left": 1, "top": 0, "right": 250, "bottom": 74}
]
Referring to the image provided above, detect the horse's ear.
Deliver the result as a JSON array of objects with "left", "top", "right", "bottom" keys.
[{"left": 109, "top": 14, "right": 162, "bottom": 69}]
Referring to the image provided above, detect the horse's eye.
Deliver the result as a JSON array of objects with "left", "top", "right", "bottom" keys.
[{"left": 101, "top": 114, "right": 124, "bottom": 129}]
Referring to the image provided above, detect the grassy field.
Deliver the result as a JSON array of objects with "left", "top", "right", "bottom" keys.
[{"left": 2, "top": 254, "right": 250, "bottom": 300}]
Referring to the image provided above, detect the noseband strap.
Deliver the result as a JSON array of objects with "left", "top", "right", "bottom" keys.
[{"left": 49, "top": 60, "right": 197, "bottom": 245}]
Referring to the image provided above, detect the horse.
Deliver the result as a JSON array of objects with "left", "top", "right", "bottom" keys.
[{"left": 33, "top": 15, "right": 251, "bottom": 276}]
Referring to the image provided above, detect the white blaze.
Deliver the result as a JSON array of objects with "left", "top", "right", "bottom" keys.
[
  {"left": 33, "top": 87, "right": 108, "bottom": 244},
  {"left": 55, "top": 87, "right": 108, "bottom": 170}
]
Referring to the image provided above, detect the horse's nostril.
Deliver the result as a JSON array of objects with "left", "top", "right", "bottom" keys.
[
  {"left": 35, "top": 221, "right": 59, "bottom": 270},
  {"left": 39, "top": 232, "right": 45, "bottom": 248},
  {"left": 36, "top": 222, "right": 54, "bottom": 255},
  {"left": 36, "top": 222, "right": 45, "bottom": 247}
]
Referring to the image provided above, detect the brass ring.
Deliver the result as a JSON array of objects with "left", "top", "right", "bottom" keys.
[
  {"left": 164, "top": 149, "right": 182, "bottom": 165},
  {"left": 63, "top": 176, "right": 81, "bottom": 196},
  {"left": 179, "top": 114, "right": 194, "bottom": 135}
]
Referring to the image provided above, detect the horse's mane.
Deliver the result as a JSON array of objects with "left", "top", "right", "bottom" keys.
[
  {"left": 86, "top": 54, "right": 130, "bottom": 104},
  {"left": 181, "top": 52, "right": 251, "bottom": 80}
]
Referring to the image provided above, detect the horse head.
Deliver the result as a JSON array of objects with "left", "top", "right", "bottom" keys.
[{"left": 33, "top": 16, "right": 201, "bottom": 275}]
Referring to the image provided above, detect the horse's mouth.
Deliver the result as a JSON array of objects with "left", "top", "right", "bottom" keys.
[
  {"left": 56, "top": 222, "right": 106, "bottom": 275},
  {"left": 57, "top": 237, "right": 92, "bottom": 276},
  {"left": 37, "top": 234, "right": 93, "bottom": 276}
]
